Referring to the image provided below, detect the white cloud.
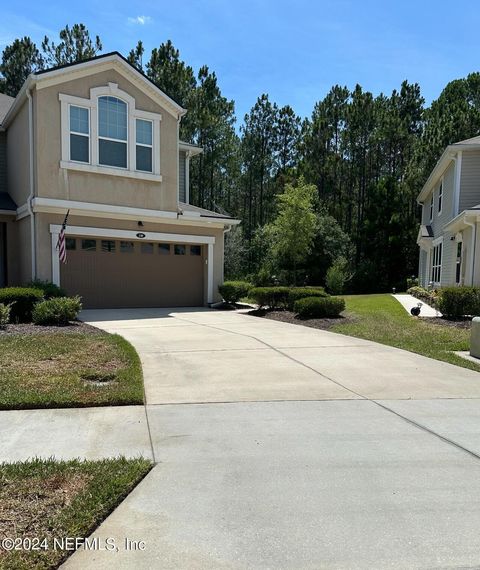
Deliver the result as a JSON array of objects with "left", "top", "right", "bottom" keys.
[{"left": 127, "top": 15, "right": 152, "bottom": 25}]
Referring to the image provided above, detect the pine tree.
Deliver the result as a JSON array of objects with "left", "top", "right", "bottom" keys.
[
  {"left": 42, "top": 24, "right": 102, "bottom": 67},
  {"left": 0, "top": 37, "right": 44, "bottom": 97}
]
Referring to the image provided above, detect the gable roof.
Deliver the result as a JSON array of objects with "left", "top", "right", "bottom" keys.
[
  {"left": 1, "top": 51, "right": 186, "bottom": 128},
  {"left": 0, "top": 93, "right": 14, "bottom": 124},
  {"left": 417, "top": 135, "right": 480, "bottom": 203}
]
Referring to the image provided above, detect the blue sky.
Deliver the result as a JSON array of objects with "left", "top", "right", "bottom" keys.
[{"left": 2, "top": 1, "right": 480, "bottom": 122}]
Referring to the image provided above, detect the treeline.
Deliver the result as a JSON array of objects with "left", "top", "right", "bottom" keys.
[{"left": 2, "top": 25, "right": 480, "bottom": 291}]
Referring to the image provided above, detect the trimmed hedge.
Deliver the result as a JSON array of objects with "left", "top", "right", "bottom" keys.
[
  {"left": 249, "top": 286, "right": 290, "bottom": 309},
  {"left": 0, "top": 303, "right": 11, "bottom": 328},
  {"left": 438, "top": 286, "right": 480, "bottom": 318},
  {"left": 27, "top": 279, "right": 67, "bottom": 298},
  {"left": 0, "top": 287, "right": 44, "bottom": 323},
  {"left": 287, "top": 287, "right": 328, "bottom": 310},
  {"left": 294, "top": 296, "right": 345, "bottom": 319},
  {"left": 407, "top": 285, "right": 439, "bottom": 306},
  {"left": 218, "top": 281, "right": 252, "bottom": 304},
  {"left": 32, "top": 296, "right": 82, "bottom": 325}
]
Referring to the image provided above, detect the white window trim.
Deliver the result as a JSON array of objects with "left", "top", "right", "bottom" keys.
[
  {"left": 429, "top": 193, "right": 434, "bottom": 222},
  {"left": 430, "top": 236, "right": 443, "bottom": 285},
  {"left": 50, "top": 224, "right": 216, "bottom": 304},
  {"left": 68, "top": 104, "right": 90, "bottom": 164},
  {"left": 438, "top": 177, "right": 443, "bottom": 216},
  {"left": 59, "top": 83, "right": 162, "bottom": 180},
  {"left": 135, "top": 118, "right": 154, "bottom": 173}
]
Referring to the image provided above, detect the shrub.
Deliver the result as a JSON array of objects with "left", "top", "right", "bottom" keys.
[
  {"left": 32, "top": 296, "right": 82, "bottom": 325},
  {"left": 294, "top": 296, "right": 345, "bottom": 319},
  {"left": 406, "top": 276, "right": 419, "bottom": 289},
  {"left": 249, "top": 286, "right": 290, "bottom": 309},
  {"left": 438, "top": 287, "right": 480, "bottom": 318},
  {"left": 0, "top": 303, "right": 11, "bottom": 328},
  {"left": 326, "top": 257, "right": 351, "bottom": 295},
  {"left": 0, "top": 287, "right": 44, "bottom": 322},
  {"left": 407, "top": 286, "right": 440, "bottom": 307},
  {"left": 287, "top": 287, "right": 328, "bottom": 310},
  {"left": 26, "top": 279, "right": 66, "bottom": 298},
  {"left": 218, "top": 281, "right": 252, "bottom": 304}
]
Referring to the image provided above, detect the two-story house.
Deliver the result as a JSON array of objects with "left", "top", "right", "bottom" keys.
[
  {"left": 417, "top": 135, "right": 480, "bottom": 289},
  {"left": 0, "top": 52, "right": 239, "bottom": 308}
]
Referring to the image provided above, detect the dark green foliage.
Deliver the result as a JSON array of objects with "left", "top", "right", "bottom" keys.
[
  {"left": 249, "top": 286, "right": 290, "bottom": 309},
  {"left": 0, "top": 37, "right": 44, "bottom": 97},
  {"left": 41, "top": 23, "right": 102, "bottom": 67},
  {"left": 218, "top": 281, "right": 252, "bottom": 304},
  {"left": 438, "top": 287, "right": 480, "bottom": 318},
  {"left": 0, "top": 287, "right": 44, "bottom": 322},
  {"left": 27, "top": 279, "right": 66, "bottom": 298},
  {"left": 0, "top": 303, "right": 11, "bottom": 328},
  {"left": 32, "top": 296, "right": 82, "bottom": 325},
  {"left": 294, "top": 296, "right": 345, "bottom": 319},
  {"left": 287, "top": 287, "right": 328, "bottom": 310}
]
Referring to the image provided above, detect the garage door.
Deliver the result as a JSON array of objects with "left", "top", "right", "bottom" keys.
[{"left": 60, "top": 237, "right": 205, "bottom": 309}]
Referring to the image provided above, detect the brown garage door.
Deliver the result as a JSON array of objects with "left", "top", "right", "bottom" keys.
[{"left": 60, "top": 237, "right": 205, "bottom": 309}]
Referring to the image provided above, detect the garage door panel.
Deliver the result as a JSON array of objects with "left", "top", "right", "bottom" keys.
[{"left": 60, "top": 239, "right": 204, "bottom": 309}]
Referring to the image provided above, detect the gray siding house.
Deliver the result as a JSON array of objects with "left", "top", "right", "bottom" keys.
[{"left": 417, "top": 136, "right": 480, "bottom": 288}]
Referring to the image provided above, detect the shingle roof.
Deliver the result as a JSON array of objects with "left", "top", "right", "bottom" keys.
[
  {"left": 0, "top": 192, "right": 17, "bottom": 211},
  {"left": 0, "top": 93, "right": 14, "bottom": 125},
  {"left": 179, "top": 202, "right": 234, "bottom": 220}
]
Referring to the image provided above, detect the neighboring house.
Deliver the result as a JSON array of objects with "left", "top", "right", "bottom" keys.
[
  {"left": 0, "top": 52, "right": 239, "bottom": 308},
  {"left": 417, "top": 135, "right": 480, "bottom": 289}
]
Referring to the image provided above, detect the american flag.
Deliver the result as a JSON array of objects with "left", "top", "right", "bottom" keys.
[{"left": 56, "top": 210, "right": 70, "bottom": 263}]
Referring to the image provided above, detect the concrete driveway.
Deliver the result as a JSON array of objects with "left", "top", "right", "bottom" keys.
[{"left": 63, "top": 307, "right": 480, "bottom": 569}]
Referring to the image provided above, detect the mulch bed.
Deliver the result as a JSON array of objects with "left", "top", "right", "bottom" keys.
[
  {"left": 248, "top": 308, "right": 356, "bottom": 331},
  {"left": 0, "top": 321, "right": 103, "bottom": 336},
  {"left": 426, "top": 317, "right": 472, "bottom": 330}
]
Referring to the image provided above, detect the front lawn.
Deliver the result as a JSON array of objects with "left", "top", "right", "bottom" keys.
[
  {"left": 0, "top": 330, "right": 144, "bottom": 409},
  {"left": 0, "top": 457, "right": 152, "bottom": 569},
  {"left": 331, "top": 294, "right": 480, "bottom": 372}
]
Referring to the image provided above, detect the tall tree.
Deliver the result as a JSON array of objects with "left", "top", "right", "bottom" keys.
[
  {"left": 42, "top": 24, "right": 102, "bottom": 67},
  {"left": 0, "top": 37, "right": 44, "bottom": 97},
  {"left": 127, "top": 40, "right": 145, "bottom": 72}
]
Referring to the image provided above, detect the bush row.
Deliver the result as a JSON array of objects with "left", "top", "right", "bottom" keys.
[
  {"left": 0, "top": 284, "right": 82, "bottom": 326},
  {"left": 406, "top": 286, "right": 440, "bottom": 307},
  {"left": 438, "top": 287, "right": 480, "bottom": 318},
  {"left": 248, "top": 286, "right": 328, "bottom": 310},
  {"left": 294, "top": 296, "right": 345, "bottom": 319}
]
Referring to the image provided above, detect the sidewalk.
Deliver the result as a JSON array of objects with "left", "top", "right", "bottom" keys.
[{"left": 392, "top": 293, "right": 442, "bottom": 317}]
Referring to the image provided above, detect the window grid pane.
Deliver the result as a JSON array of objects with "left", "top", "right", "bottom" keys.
[
  {"left": 159, "top": 243, "right": 170, "bottom": 255},
  {"left": 136, "top": 145, "right": 152, "bottom": 172},
  {"left": 101, "top": 240, "right": 116, "bottom": 253},
  {"left": 136, "top": 119, "right": 152, "bottom": 145},
  {"left": 70, "top": 106, "right": 89, "bottom": 134},
  {"left": 120, "top": 241, "right": 134, "bottom": 253},
  {"left": 82, "top": 239, "right": 96, "bottom": 251},
  {"left": 98, "top": 96, "right": 127, "bottom": 141},
  {"left": 174, "top": 244, "right": 186, "bottom": 255},
  {"left": 99, "top": 139, "right": 127, "bottom": 168},
  {"left": 70, "top": 133, "right": 89, "bottom": 163}
]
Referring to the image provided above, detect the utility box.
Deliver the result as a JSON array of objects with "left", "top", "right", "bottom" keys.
[{"left": 470, "top": 317, "right": 480, "bottom": 359}]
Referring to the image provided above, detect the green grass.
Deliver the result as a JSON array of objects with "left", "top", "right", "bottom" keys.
[
  {"left": 331, "top": 294, "right": 480, "bottom": 372},
  {"left": 0, "top": 456, "right": 153, "bottom": 569},
  {"left": 0, "top": 332, "right": 144, "bottom": 409}
]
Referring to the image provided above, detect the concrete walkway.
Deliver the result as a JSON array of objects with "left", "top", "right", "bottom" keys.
[
  {"left": 392, "top": 293, "right": 442, "bottom": 317},
  {"left": 60, "top": 308, "right": 480, "bottom": 569}
]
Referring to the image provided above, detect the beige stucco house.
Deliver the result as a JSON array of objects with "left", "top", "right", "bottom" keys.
[
  {"left": 417, "top": 135, "right": 480, "bottom": 289},
  {"left": 0, "top": 52, "right": 239, "bottom": 308}
]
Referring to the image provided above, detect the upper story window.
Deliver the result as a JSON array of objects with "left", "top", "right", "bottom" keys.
[
  {"left": 429, "top": 194, "right": 434, "bottom": 222},
  {"left": 98, "top": 96, "right": 128, "bottom": 169},
  {"left": 438, "top": 180, "right": 443, "bottom": 215},
  {"left": 69, "top": 106, "right": 89, "bottom": 163},
  {"left": 59, "top": 83, "right": 162, "bottom": 181},
  {"left": 136, "top": 119, "right": 153, "bottom": 172}
]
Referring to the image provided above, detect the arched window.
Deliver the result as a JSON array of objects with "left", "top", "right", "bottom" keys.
[{"left": 98, "top": 96, "right": 128, "bottom": 168}]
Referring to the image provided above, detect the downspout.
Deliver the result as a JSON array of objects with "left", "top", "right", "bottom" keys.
[
  {"left": 26, "top": 88, "right": 36, "bottom": 280},
  {"left": 465, "top": 218, "right": 477, "bottom": 286}
]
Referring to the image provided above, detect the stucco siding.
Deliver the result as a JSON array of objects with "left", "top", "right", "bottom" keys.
[
  {"left": 35, "top": 68, "right": 179, "bottom": 211},
  {"left": 179, "top": 150, "right": 186, "bottom": 203},
  {"left": 459, "top": 150, "right": 480, "bottom": 212},
  {"left": 35, "top": 213, "right": 224, "bottom": 304},
  {"left": 6, "top": 99, "right": 30, "bottom": 207}
]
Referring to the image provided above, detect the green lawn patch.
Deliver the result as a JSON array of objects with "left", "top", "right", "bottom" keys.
[
  {"left": 0, "top": 332, "right": 144, "bottom": 409},
  {"left": 0, "top": 457, "right": 152, "bottom": 569},
  {"left": 331, "top": 294, "right": 480, "bottom": 372}
]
